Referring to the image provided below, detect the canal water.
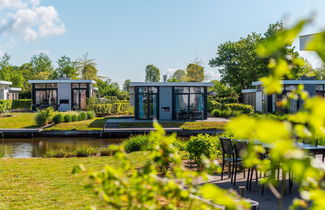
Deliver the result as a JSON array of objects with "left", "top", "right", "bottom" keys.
[{"left": 0, "top": 137, "right": 124, "bottom": 158}]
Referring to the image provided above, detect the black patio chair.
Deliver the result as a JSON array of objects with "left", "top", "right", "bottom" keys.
[
  {"left": 233, "top": 141, "right": 248, "bottom": 186},
  {"left": 220, "top": 137, "right": 236, "bottom": 182}
]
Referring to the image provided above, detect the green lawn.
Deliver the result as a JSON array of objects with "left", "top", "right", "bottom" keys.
[
  {"left": 181, "top": 121, "right": 227, "bottom": 130},
  {"left": 0, "top": 113, "right": 38, "bottom": 128},
  {"left": 45, "top": 117, "right": 107, "bottom": 131},
  {"left": 0, "top": 152, "right": 148, "bottom": 209},
  {"left": 0, "top": 112, "right": 227, "bottom": 131}
]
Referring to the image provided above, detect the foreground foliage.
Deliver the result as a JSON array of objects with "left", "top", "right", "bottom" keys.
[
  {"left": 75, "top": 123, "right": 248, "bottom": 209},
  {"left": 225, "top": 19, "right": 325, "bottom": 209}
]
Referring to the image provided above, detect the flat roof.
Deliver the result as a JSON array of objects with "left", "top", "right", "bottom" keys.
[
  {"left": 9, "top": 87, "right": 22, "bottom": 91},
  {"left": 252, "top": 80, "right": 325, "bottom": 86},
  {"left": 0, "top": 80, "right": 12, "bottom": 85},
  {"left": 28, "top": 79, "right": 95, "bottom": 84},
  {"left": 129, "top": 82, "right": 214, "bottom": 87},
  {"left": 242, "top": 89, "right": 257, "bottom": 93}
]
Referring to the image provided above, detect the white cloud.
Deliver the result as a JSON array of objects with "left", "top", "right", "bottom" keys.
[
  {"left": 0, "top": 0, "right": 26, "bottom": 10},
  {"left": 0, "top": 0, "right": 65, "bottom": 42}
]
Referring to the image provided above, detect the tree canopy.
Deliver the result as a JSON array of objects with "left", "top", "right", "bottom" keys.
[
  {"left": 168, "top": 69, "right": 187, "bottom": 82},
  {"left": 209, "top": 21, "right": 313, "bottom": 94},
  {"left": 55, "top": 55, "right": 79, "bottom": 79},
  {"left": 186, "top": 63, "right": 205, "bottom": 82},
  {"left": 145, "top": 65, "right": 160, "bottom": 82},
  {"left": 79, "top": 53, "right": 98, "bottom": 80},
  {"left": 123, "top": 79, "right": 131, "bottom": 92}
]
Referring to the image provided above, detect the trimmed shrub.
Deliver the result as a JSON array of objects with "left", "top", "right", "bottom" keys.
[
  {"left": 86, "top": 111, "right": 95, "bottom": 119},
  {"left": 75, "top": 146, "right": 98, "bottom": 157},
  {"left": 211, "top": 109, "right": 241, "bottom": 118},
  {"left": 217, "top": 97, "right": 238, "bottom": 104},
  {"left": 71, "top": 114, "right": 77, "bottom": 122},
  {"left": 207, "top": 100, "right": 222, "bottom": 112},
  {"left": 53, "top": 113, "right": 64, "bottom": 124},
  {"left": 64, "top": 114, "right": 72, "bottom": 122},
  {"left": 99, "top": 147, "right": 113, "bottom": 156},
  {"left": 0, "top": 100, "right": 12, "bottom": 113},
  {"left": 34, "top": 107, "right": 54, "bottom": 126},
  {"left": 186, "top": 134, "right": 220, "bottom": 164},
  {"left": 211, "top": 109, "right": 222, "bottom": 117},
  {"left": 78, "top": 112, "right": 88, "bottom": 121},
  {"left": 224, "top": 103, "right": 254, "bottom": 115},
  {"left": 124, "top": 135, "right": 149, "bottom": 153}
]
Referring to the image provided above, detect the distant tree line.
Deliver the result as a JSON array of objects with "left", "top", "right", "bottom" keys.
[
  {"left": 144, "top": 62, "right": 206, "bottom": 83},
  {"left": 0, "top": 53, "right": 130, "bottom": 100}
]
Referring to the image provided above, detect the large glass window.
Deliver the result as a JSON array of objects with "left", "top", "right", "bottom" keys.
[
  {"left": 316, "top": 85, "right": 325, "bottom": 97},
  {"left": 175, "top": 87, "right": 205, "bottom": 120},
  {"left": 72, "top": 83, "right": 89, "bottom": 110},
  {"left": 137, "top": 87, "right": 158, "bottom": 120},
  {"left": 34, "top": 84, "right": 57, "bottom": 106}
]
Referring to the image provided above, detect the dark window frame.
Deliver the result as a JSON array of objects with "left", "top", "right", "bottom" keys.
[
  {"left": 173, "top": 86, "right": 207, "bottom": 120},
  {"left": 71, "top": 83, "right": 90, "bottom": 110},
  {"left": 32, "top": 83, "right": 58, "bottom": 108},
  {"left": 135, "top": 86, "right": 159, "bottom": 120}
]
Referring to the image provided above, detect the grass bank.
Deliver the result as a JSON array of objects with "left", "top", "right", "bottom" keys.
[
  {"left": 0, "top": 113, "right": 37, "bottom": 128},
  {"left": 45, "top": 117, "right": 107, "bottom": 131},
  {"left": 0, "top": 152, "right": 147, "bottom": 209},
  {"left": 1, "top": 112, "right": 227, "bottom": 131}
]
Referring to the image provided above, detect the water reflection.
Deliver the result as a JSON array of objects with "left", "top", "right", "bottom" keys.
[{"left": 0, "top": 137, "right": 124, "bottom": 158}]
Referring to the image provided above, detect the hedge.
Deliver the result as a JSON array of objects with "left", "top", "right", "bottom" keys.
[
  {"left": 12, "top": 99, "right": 32, "bottom": 110},
  {"left": 224, "top": 103, "right": 254, "bottom": 114},
  {"left": 94, "top": 102, "right": 133, "bottom": 116},
  {"left": 0, "top": 99, "right": 32, "bottom": 113}
]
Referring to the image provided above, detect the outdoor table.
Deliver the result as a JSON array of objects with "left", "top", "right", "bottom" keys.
[
  {"left": 295, "top": 142, "right": 325, "bottom": 154},
  {"left": 232, "top": 139, "right": 325, "bottom": 195}
]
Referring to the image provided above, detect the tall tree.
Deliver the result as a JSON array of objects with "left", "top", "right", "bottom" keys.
[
  {"left": 168, "top": 69, "right": 187, "bottom": 82},
  {"left": 315, "top": 64, "right": 325, "bottom": 80},
  {"left": 79, "top": 53, "right": 98, "bottom": 80},
  {"left": 209, "top": 21, "right": 312, "bottom": 94},
  {"left": 186, "top": 63, "right": 205, "bottom": 82},
  {"left": 30, "top": 53, "right": 54, "bottom": 80},
  {"left": 97, "top": 78, "right": 120, "bottom": 97},
  {"left": 123, "top": 79, "right": 131, "bottom": 92},
  {"left": 55, "top": 55, "right": 79, "bottom": 79},
  {"left": 0, "top": 54, "right": 24, "bottom": 88},
  {"left": 145, "top": 64, "right": 160, "bottom": 82}
]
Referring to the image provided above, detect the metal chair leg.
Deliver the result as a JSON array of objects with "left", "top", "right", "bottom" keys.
[
  {"left": 221, "top": 160, "right": 225, "bottom": 180},
  {"left": 234, "top": 161, "right": 238, "bottom": 186}
]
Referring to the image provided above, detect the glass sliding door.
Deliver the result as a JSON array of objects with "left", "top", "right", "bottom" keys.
[
  {"left": 73, "top": 89, "right": 80, "bottom": 110},
  {"left": 33, "top": 83, "right": 58, "bottom": 108},
  {"left": 137, "top": 87, "right": 158, "bottom": 120},
  {"left": 80, "top": 90, "right": 87, "bottom": 110},
  {"left": 72, "top": 83, "right": 89, "bottom": 110},
  {"left": 174, "top": 87, "right": 205, "bottom": 120},
  {"left": 149, "top": 94, "right": 157, "bottom": 119}
]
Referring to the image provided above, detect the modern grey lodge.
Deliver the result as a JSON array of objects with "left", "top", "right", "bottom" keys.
[
  {"left": 28, "top": 79, "right": 96, "bottom": 111},
  {"left": 129, "top": 82, "right": 213, "bottom": 120},
  {"left": 242, "top": 77, "right": 325, "bottom": 113}
]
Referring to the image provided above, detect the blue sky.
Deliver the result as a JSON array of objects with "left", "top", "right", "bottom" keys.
[{"left": 0, "top": 0, "right": 324, "bottom": 86}]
